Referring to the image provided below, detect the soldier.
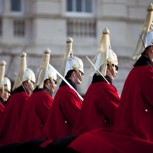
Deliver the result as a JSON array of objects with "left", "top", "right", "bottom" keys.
[
  {"left": 113, "top": 3, "right": 153, "bottom": 142},
  {"left": 68, "top": 3, "right": 153, "bottom": 153},
  {"left": 73, "top": 27, "right": 120, "bottom": 135},
  {"left": 0, "top": 52, "right": 35, "bottom": 145},
  {"left": 43, "top": 37, "right": 84, "bottom": 141},
  {"left": 14, "top": 48, "right": 57, "bottom": 143}
]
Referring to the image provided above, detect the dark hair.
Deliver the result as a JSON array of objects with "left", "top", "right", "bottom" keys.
[
  {"left": 65, "top": 70, "right": 74, "bottom": 79},
  {"left": 142, "top": 45, "right": 153, "bottom": 55},
  {"left": 44, "top": 79, "right": 49, "bottom": 85}
]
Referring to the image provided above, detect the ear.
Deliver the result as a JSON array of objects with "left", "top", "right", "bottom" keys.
[{"left": 72, "top": 71, "right": 76, "bottom": 76}]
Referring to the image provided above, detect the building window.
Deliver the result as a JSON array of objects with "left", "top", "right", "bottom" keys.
[
  {"left": 11, "top": 0, "right": 24, "bottom": 14},
  {"left": 0, "top": 18, "right": 2, "bottom": 36},
  {"left": 67, "top": 18, "right": 96, "bottom": 37},
  {"left": 0, "top": 0, "right": 3, "bottom": 14},
  {"left": 67, "top": 0, "right": 92, "bottom": 13},
  {"left": 13, "top": 19, "right": 25, "bottom": 37}
]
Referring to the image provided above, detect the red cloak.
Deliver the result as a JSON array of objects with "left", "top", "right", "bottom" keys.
[
  {"left": 73, "top": 80, "right": 120, "bottom": 134},
  {"left": 0, "top": 88, "right": 30, "bottom": 145},
  {"left": 43, "top": 84, "right": 82, "bottom": 141},
  {"left": 14, "top": 89, "right": 54, "bottom": 143}
]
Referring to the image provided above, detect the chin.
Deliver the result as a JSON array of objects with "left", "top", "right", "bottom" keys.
[{"left": 77, "top": 81, "right": 81, "bottom": 84}]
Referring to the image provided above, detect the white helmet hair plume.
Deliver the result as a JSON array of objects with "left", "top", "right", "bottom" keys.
[
  {"left": 13, "top": 52, "right": 36, "bottom": 90},
  {"left": 94, "top": 27, "right": 118, "bottom": 76},
  {"left": 36, "top": 48, "right": 57, "bottom": 89},
  {"left": 133, "top": 3, "right": 153, "bottom": 60},
  {"left": 13, "top": 52, "right": 27, "bottom": 90},
  {"left": 36, "top": 48, "right": 51, "bottom": 87},
  {"left": 0, "top": 60, "right": 6, "bottom": 90},
  {"left": 94, "top": 27, "right": 111, "bottom": 76},
  {"left": 60, "top": 37, "right": 73, "bottom": 77}
]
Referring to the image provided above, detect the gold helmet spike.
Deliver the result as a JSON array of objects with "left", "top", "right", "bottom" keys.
[
  {"left": 133, "top": 3, "right": 153, "bottom": 60},
  {"left": 0, "top": 60, "right": 6, "bottom": 90},
  {"left": 13, "top": 52, "right": 27, "bottom": 90},
  {"left": 94, "top": 27, "right": 110, "bottom": 76},
  {"left": 36, "top": 49, "right": 51, "bottom": 88},
  {"left": 60, "top": 37, "right": 73, "bottom": 77}
]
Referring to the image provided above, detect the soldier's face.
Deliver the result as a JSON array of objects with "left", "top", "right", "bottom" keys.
[
  {"left": 23, "top": 80, "right": 34, "bottom": 95},
  {"left": 3, "top": 89, "right": 10, "bottom": 102},
  {"left": 107, "top": 63, "right": 118, "bottom": 80},
  {"left": 74, "top": 70, "right": 84, "bottom": 84},
  {"left": 45, "top": 79, "right": 57, "bottom": 93}
]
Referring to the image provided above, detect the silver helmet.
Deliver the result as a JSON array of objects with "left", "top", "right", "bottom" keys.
[
  {"left": 22, "top": 68, "right": 36, "bottom": 83},
  {"left": 3, "top": 77, "right": 11, "bottom": 92},
  {"left": 64, "top": 55, "right": 84, "bottom": 77},
  {"left": 145, "top": 29, "right": 153, "bottom": 47}
]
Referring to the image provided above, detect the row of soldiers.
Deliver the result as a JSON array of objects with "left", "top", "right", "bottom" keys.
[{"left": 0, "top": 3, "right": 153, "bottom": 153}]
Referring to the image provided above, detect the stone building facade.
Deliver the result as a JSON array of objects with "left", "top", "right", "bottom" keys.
[{"left": 0, "top": 0, "right": 152, "bottom": 95}]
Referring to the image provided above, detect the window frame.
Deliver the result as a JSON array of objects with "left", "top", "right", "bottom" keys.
[
  {"left": 10, "top": 0, "right": 24, "bottom": 16},
  {"left": 65, "top": 0, "right": 95, "bottom": 17},
  {"left": 13, "top": 19, "right": 25, "bottom": 37}
]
